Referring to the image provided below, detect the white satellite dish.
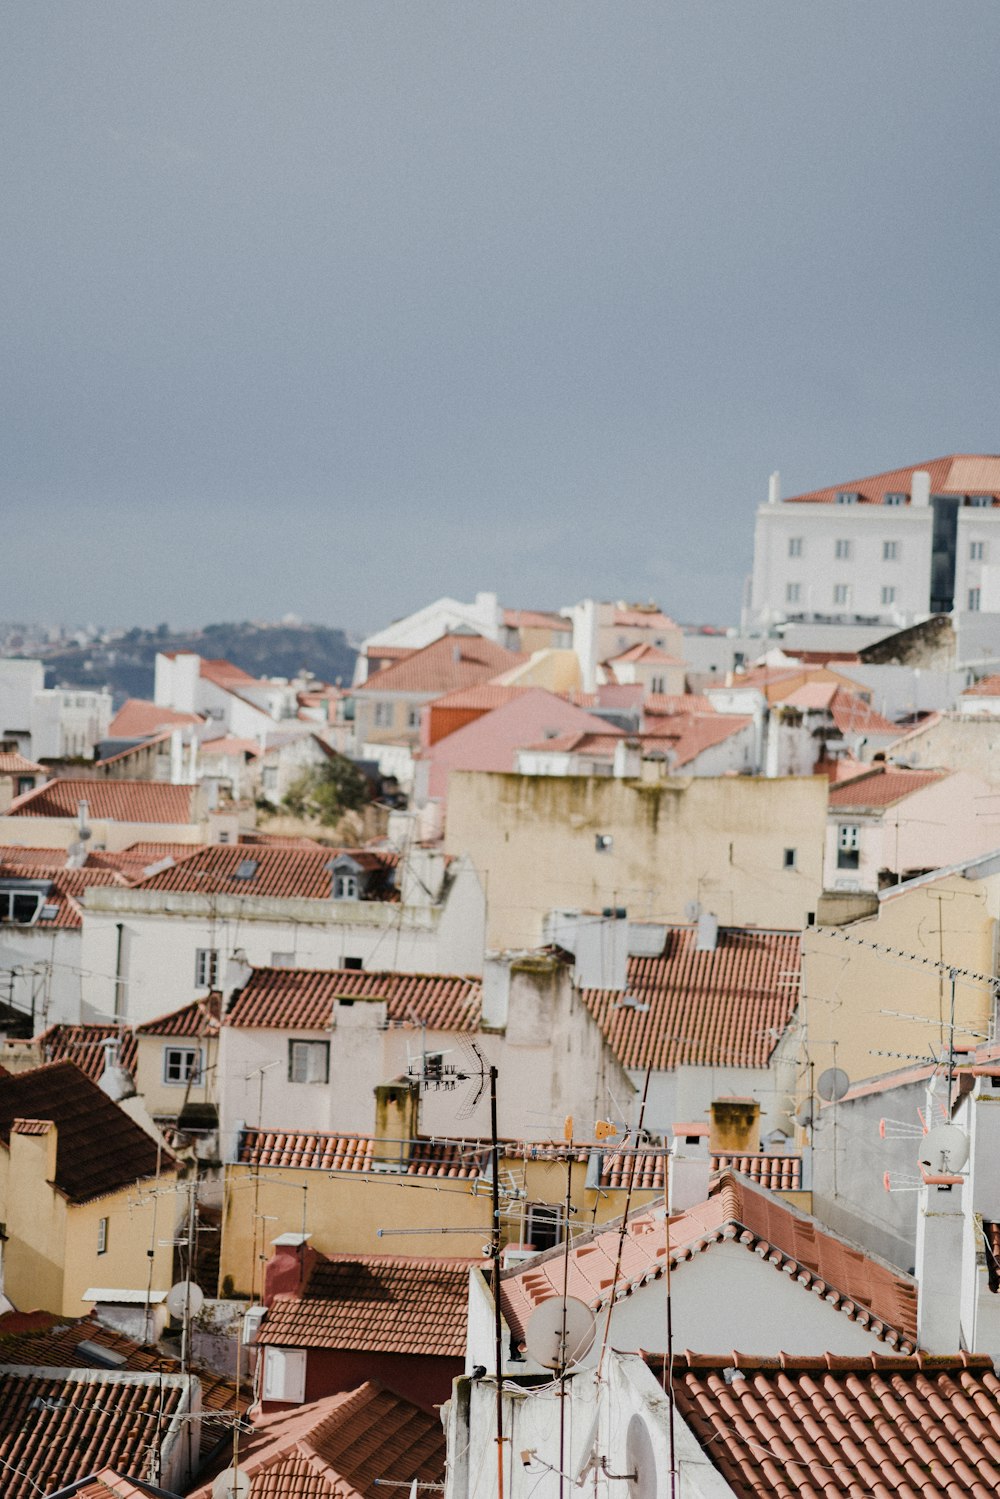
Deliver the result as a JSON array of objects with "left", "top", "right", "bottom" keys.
[
  {"left": 626, "top": 1415, "right": 658, "bottom": 1499},
  {"left": 212, "top": 1468, "right": 250, "bottom": 1499},
  {"left": 920, "top": 1123, "right": 970, "bottom": 1176},
  {"left": 166, "top": 1280, "right": 205, "bottom": 1320},
  {"left": 794, "top": 1098, "right": 814, "bottom": 1128},
  {"left": 817, "top": 1067, "right": 851, "bottom": 1103},
  {"left": 524, "top": 1296, "right": 597, "bottom": 1370}
]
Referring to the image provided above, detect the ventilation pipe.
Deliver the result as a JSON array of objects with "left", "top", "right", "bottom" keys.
[{"left": 768, "top": 471, "right": 781, "bottom": 505}]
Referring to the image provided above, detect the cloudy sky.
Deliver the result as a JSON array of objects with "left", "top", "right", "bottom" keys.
[{"left": 3, "top": 4, "right": 999, "bottom": 635}]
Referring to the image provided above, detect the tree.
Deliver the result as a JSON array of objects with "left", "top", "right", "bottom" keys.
[{"left": 281, "top": 755, "right": 370, "bottom": 826}]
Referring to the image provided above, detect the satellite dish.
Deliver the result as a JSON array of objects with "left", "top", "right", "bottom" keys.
[
  {"left": 212, "top": 1468, "right": 250, "bottom": 1499},
  {"left": 794, "top": 1098, "right": 814, "bottom": 1128},
  {"left": 626, "top": 1415, "right": 657, "bottom": 1499},
  {"left": 166, "top": 1280, "right": 205, "bottom": 1320},
  {"left": 524, "top": 1296, "right": 596, "bottom": 1370},
  {"left": 920, "top": 1123, "right": 970, "bottom": 1175},
  {"left": 817, "top": 1067, "right": 851, "bottom": 1103}
]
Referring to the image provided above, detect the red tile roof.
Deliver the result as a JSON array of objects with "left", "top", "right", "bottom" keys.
[
  {"left": 0, "top": 751, "right": 44, "bottom": 775},
  {"left": 426, "top": 682, "right": 532, "bottom": 712},
  {"left": 6, "top": 778, "right": 200, "bottom": 823},
  {"left": 644, "top": 693, "right": 713, "bottom": 715},
  {"left": 828, "top": 687, "right": 898, "bottom": 737},
  {"left": 608, "top": 643, "right": 683, "bottom": 665},
  {"left": 827, "top": 765, "right": 948, "bottom": 809},
  {"left": 522, "top": 731, "right": 624, "bottom": 756},
  {"left": 35, "top": 1024, "right": 137, "bottom": 1081},
  {"left": 62, "top": 1471, "right": 169, "bottom": 1499},
  {"left": 107, "top": 700, "right": 205, "bottom": 737},
  {"left": 502, "top": 609, "right": 569, "bottom": 631},
  {"left": 258, "top": 1254, "right": 473, "bottom": 1357},
  {"left": 0, "top": 864, "right": 127, "bottom": 929},
  {"left": 199, "top": 656, "right": 260, "bottom": 687},
  {"left": 711, "top": 1152, "right": 802, "bottom": 1191},
  {"left": 357, "top": 634, "right": 526, "bottom": 696},
  {"left": 669, "top": 1351, "right": 1000, "bottom": 1497},
  {"left": 0, "top": 1369, "right": 188, "bottom": 1499},
  {"left": 501, "top": 1173, "right": 917, "bottom": 1350},
  {"left": 0, "top": 1061, "right": 172, "bottom": 1203},
  {"left": 612, "top": 607, "right": 677, "bottom": 630},
  {"left": 129, "top": 843, "right": 397, "bottom": 901},
  {"left": 963, "top": 672, "right": 1000, "bottom": 696},
  {"left": 785, "top": 453, "right": 1000, "bottom": 505},
  {"left": 580, "top": 928, "right": 801, "bottom": 1071},
  {"left": 189, "top": 1382, "right": 446, "bottom": 1499},
  {"left": 137, "top": 993, "right": 222, "bottom": 1039},
  {"left": 642, "top": 712, "right": 752, "bottom": 767},
  {"left": 226, "top": 967, "right": 481, "bottom": 1032}
]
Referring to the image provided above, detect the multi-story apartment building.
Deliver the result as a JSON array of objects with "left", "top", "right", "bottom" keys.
[{"left": 746, "top": 454, "right": 1000, "bottom": 631}]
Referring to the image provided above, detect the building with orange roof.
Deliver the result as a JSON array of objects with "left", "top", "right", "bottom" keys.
[{"left": 0, "top": 775, "right": 221, "bottom": 852}]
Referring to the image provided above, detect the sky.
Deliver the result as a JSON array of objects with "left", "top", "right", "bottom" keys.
[{"left": 3, "top": 4, "right": 1000, "bottom": 636}]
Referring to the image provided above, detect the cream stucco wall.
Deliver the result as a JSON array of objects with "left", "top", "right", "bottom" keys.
[{"left": 445, "top": 771, "right": 827, "bottom": 948}]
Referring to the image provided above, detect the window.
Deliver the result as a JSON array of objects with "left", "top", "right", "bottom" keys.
[
  {"left": 262, "top": 1347, "right": 307, "bottom": 1405},
  {"left": 194, "top": 949, "right": 219, "bottom": 988},
  {"left": 836, "top": 492, "right": 858, "bottom": 505},
  {"left": 288, "top": 1039, "right": 330, "bottom": 1084},
  {"left": 884, "top": 492, "right": 906, "bottom": 506},
  {"left": 833, "top": 585, "right": 851, "bottom": 606},
  {"left": 217, "top": 831, "right": 231, "bottom": 844},
  {"left": 525, "top": 1202, "right": 562, "bottom": 1252},
  {"left": 343, "top": 956, "right": 363, "bottom": 970},
  {"left": 15, "top": 776, "right": 34, "bottom": 796},
  {"left": 837, "top": 824, "right": 860, "bottom": 871},
  {"left": 834, "top": 539, "right": 851, "bottom": 560},
  {"left": 407, "top": 707, "right": 420, "bottom": 729},
  {"left": 374, "top": 702, "right": 393, "bottom": 729},
  {"left": 883, "top": 540, "right": 899, "bottom": 561},
  {"left": 785, "top": 583, "right": 801, "bottom": 604},
  {"left": 788, "top": 537, "right": 803, "bottom": 558},
  {"left": 969, "top": 588, "right": 982, "bottom": 612},
  {"left": 971, "top": 541, "right": 987, "bottom": 561},
  {"left": 783, "top": 848, "right": 797, "bottom": 869},
  {"left": 271, "top": 951, "right": 295, "bottom": 967},
  {"left": 969, "top": 496, "right": 993, "bottom": 508},
  {"left": 261, "top": 766, "right": 278, "bottom": 791},
  {"left": 0, "top": 880, "right": 51, "bottom": 926},
  {"left": 881, "top": 586, "right": 896, "bottom": 606},
  {"left": 333, "top": 873, "right": 358, "bottom": 900},
  {"left": 163, "top": 1046, "right": 202, "bottom": 1086},
  {"left": 650, "top": 675, "right": 665, "bottom": 694},
  {"left": 97, "top": 1217, "right": 108, "bottom": 1255}
]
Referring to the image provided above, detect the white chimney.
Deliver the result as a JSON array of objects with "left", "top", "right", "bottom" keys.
[
  {"left": 915, "top": 1172, "right": 965, "bottom": 1352},
  {"left": 768, "top": 471, "right": 781, "bottom": 506},
  {"left": 481, "top": 955, "right": 511, "bottom": 1030},
  {"left": 612, "top": 738, "right": 642, "bottom": 779},
  {"left": 170, "top": 728, "right": 184, "bottom": 785},
  {"left": 911, "top": 470, "right": 931, "bottom": 508},
  {"left": 695, "top": 911, "right": 719, "bottom": 952}
]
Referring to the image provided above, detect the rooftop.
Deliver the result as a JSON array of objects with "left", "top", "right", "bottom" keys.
[
  {"left": 580, "top": 927, "right": 801, "bottom": 1071},
  {"left": 964, "top": 672, "right": 1000, "bottom": 696},
  {"left": 358, "top": 633, "right": 525, "bottom": 696},
  {"left": 35, "top": 1023, "right": 138, "bottom": 1081},
  {"left": 107, "top": 698, "right": 204, "bottom": 738},
  {"left": 226, "top": 966, "right": 481, "bottom": 1032},
  {"left": 6, "top": 778, "right": 200, "bottom": 823},
  {"left": 0, "top": 751, "right": 45, "bottom": 775},
  {"left": 129, "top": 843, "right": 397, "bottom": 901},
  {"left": 0, "top": 1061, "right": 172, "bottom": 1204},
  {"left": 258, "top": 1254, "right": 473, "bottom": 1357},
  {"left": 784, "top": 453, "right": 1000, "bottom": 505},
  {"left": 827, "top": 764, "right": 948, "bottom": 809},
  {"left": 669, "top": 1351, "right": 1000, "bottom": 1497}
]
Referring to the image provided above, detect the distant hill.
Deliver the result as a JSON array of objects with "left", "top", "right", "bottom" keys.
[{"left": 34, "top": 622, "right": 357, "bottom": 705}]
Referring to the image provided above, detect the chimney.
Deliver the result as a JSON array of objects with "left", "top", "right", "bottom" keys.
[
  {"left": 768, "top": 471, "right": 781, "bottom": 506},
  {"left": 915, "top": 1171, "right": 965, "bottom": 1352},
  {"left": 695, "top": 911, "right": 719, "bottom": 952},
  {"left": 911, "top": 470, "right": 931, "bottom": 508},
  {"left": 373, "top": 1078, "right": 420, "bottom": 1168},
  {"left": 613, "top": 738, "right": 642, "bottom": 780},
  {"left": 11, "top": 1116, "right": 58, "bottom": 1186},
  {"left": 709, "top": 1098, "right": 760, "bottom": 1155},
  {"left": 170, "top": 728, "right": 184, "bottom": 785},
  {"left": 669, "top": 1121, "right": 711, "bottom": 1212},
  {"left": 481, "top": 954, "right": 512, "bottom": 1030},
  {"left": 263, "top": 1234, "right": 318, "bottom": 1306}
]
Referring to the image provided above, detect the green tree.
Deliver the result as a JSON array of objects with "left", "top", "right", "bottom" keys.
[{"left": 282, "top": 755, "right": 370, "bottom": 826}]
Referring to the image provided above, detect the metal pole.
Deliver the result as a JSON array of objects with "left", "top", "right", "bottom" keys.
[{"left": 489, "top": 1065, "right": 504, "bottom": 1499}]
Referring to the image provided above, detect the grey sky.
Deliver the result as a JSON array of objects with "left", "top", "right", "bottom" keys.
[{"left": 3, "top": 4, "right": 999, "bottom": 635}]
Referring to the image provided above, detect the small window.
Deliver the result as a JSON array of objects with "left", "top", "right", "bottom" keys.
[
  {"left": 262, "top": 1346, "right": 307, "bottom": 1405},
  {"left": 969, "top": 496, "right": 993, "bottom": 508},
  {"left": 786, "top": 583, "right": 801, "bottom": 604},
  {"left": 836, "top": 492, "right": 858, "bottom": 505},
  {"left": 881, "top": 586, "right": 896, "bottom": 606},
  {"left": 163, "top": 1046, "right": 202, "bottom": 1086},
  {"left": 971, "top": 541, "right": 987, "bottom": 562},
  {"left": 232, "top": 858, "right": 259, "bottom": 881},
  {"left": 217, "top": 831, "right": 231, "bottom": 844},
  {"left": 407, "top": 707, "right": 420, "bottom": 729},
  {"left": 837, "top": 824, "right": 860, "bottom": 871},
  {"left": 343, "top": 956, "right": 363, "bottom": 970},
  {"left": 788, "top": 537, "right": 803, "bottom": 558},
  {"left": 969, "top": 588, "right": 982, "bottom": 612},
  {"left": 97, "top": 1217, "right": 108, "bottom": 1255},
  {"left": 525, "top": 1202, "right": 562, "bottom": 1252},
  {"left": 288, "top": 1039, "right": 330, "bottom": 1084},
  {"left": 833, "top": 584, "right": 851, "bottom": 606},
  {"left": 195, "top": 949, "right": 219, "bottom": 988},
  {"left": 883, "top": 540, "right": 899, "bottom": 561},
  {"left": 783, "top": 848, "right": 797, "bottom": 869},
  {"left": 834, "top": 539, "right": 851, "bottom": 560},
  {"left": 650, "top": 675, "right": 665, "bottom": 694},
  {"left": 333, "top": 873, "right": 358, "bottom": 900},
  {"left": 374, "top": 702, "right": 393, "bottom": 729},
  {"left": 884, "top": 492, "right": 906, "bottom": 506},
  {"left": 15, "top": 776, "right": 34, "bottom": 796}
]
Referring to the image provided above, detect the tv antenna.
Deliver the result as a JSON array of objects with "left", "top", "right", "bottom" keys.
[{"left": 408, "top": 1035, "right": 488, "bottom": 1119}]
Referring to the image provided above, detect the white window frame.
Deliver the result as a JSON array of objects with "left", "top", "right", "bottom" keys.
[
  {"left": 969, "top": 588, "right": 982, "bottom": 612},
  {"left": 194, "top": 949, "right": 219, "bottom": 988},
  {"left": 833, "top": 584, "right": 851, "bottom": 606},
  {"left": 971, "top": 541, "right": 987, "bottom": 561},
  {"left": 834, "top": 539, "right": 852, "bottom": 560},
  {"left": 163, "top": 1045, "right": 202, "bottom": 1087},
  {"left": 97, "top": 1217, "right": 108, "bottom": 1255},
  {"left": 788, "top": 537, "right": 803, "bottom": 558},
  {"left": 333, "top": 873, "right": 358, "bottom": 900},
  {"left": 288, "top": 1039, "right": 330, "bottom": 1084},
  {"left": 883, "top": 540, "right": 899, "bottom": 561},
  {"left": 881, "top": 586, "right": 896, "bottom": 606}
]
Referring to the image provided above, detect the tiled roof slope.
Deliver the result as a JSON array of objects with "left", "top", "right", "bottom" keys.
[
  {"left": 828, "top": 765, "right": 947, "bottom": 809},
  {"left": 0, "top": 751, "right": 44, "bottom": 775},
  {"left": 500, "top": 1173, "right": 916, "bottom": 1350},
  {"left": 963, "top": 672, "right": 1000, "bottom": 696},
  {"left": 189, "top": 1382, "right": 446, "bottom": 1499},
  {"left": 580, "top": 928, "right": 800, "bottom": 1071},
  {"left": 6, "top": 778, "right": 199, "bottom": 822},
  {"left": 644, "top": 693, "right": 712, "bottom": 715},
  {"left": 0, "top": 1309, "right": 243, "bottom": 1426},
  {"left": 0, "top": 864, "right": 126, "bottom": 929},
  {"left": 258, "top": 1254, "right": 473, "bottom": 1357},
  {"left": 36, "top": 1024, "right": 138, "bottom": 1081},
  {"left": 108, "top": 698, "right": 204, "bottom": 737},
  {"left": 669, "top": 1351, "right": 1000, "bottom": 1498},
  {"left": 711, "top": 1152, "right": 802, "bottom": 1191},
  {"left": 0, "top": 1369, "right": 186, "bottom": 1499},
  {"left": 643, "top": 713, "right": 751, "bottom": 767},
  {"left": 785, "top": 453, "right": 1000, "bottom": 505},
  {"left": 226, "top": 967, "right": 481, "bottom": 1032},
  {"left": 357, "top": 633, "right": 526, "bottom": 695},
  {"left": 130, "top": 843, "right": 396, "bottom": 900},
  {"left": 66, "top": 1471, "right": 169, "bottom": 1499},
  {"left": 0, "top": 1061, "right": 172, "bottom": 1203},
  {"left": 137, "top": 993, "right": 222, "bottom": 1038}
]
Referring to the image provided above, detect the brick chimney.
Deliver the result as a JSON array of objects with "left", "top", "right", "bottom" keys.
[
  {"left": 709, "top": 1098, "right": 760, "bottom": 1155},
  {"left": 263, "top": 1233, "right": 318, "bottom": 1306}
]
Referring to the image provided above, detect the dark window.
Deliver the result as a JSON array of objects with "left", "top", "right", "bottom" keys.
[
  {"left": 343, "top": 956, "right": 363, "bottom": 970},
  {"left": 525, "top": 1202, "right": 561, "bottom": 1252}
]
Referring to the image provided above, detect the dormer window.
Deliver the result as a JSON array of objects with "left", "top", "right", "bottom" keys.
[
  {"left": 333, "top": 873, "right": 358, "bottom": 900},
  {"left": 0, "top": 879, "right": 53, "bottom": 925},
  {"left": 836, "top": 491, "right": 859, "bottom": 505}
]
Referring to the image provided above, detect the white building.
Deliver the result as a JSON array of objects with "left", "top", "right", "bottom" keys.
[
  {"left": 746, "top": 455, "right": 1000, "bottom": 633},
  {"left": 354, "top": 592, "right": 503, "bottom": 684}
]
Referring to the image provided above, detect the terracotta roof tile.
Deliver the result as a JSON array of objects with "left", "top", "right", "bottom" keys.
[
  {"left": 107, "top": 699, "right": 205, "bottom": 738},
  {"left": 188, "top": 1382, "right": 446, "bottom": 1499},
  {"left": 0, "top": 864, "right": 127, "bottom": 929},
  {"left": 828, "top": 687, "right": 898, "bottom": 737},
  {"left": 785, "top": 453, "right": 1000, "bottom": 505},
  {"left": 129, "top": 843, "right": 397, "bottom": 901},
  {"left": 668, "top": 1351, "right": 1000, "bottom": 1497},
  {"left": 0, "top": 751, "right": 45, "bottom": 775},
  {"left": 137, "top": 993, "right": 222, "bottom": 1038},
  {"left": 827, "top": 765, "right": 948, "bottom": 809},
  {"left": 66, "top": 1470, "right": 170, "bottom": 1498},
  {"left": 580, "top": 928, "right": 801, "bottom": 1071},
  {"left": 0, "top": 1369, "right": 187, "bottom": 1499},
  {"left": 608, "top": 643, "right": 683, "bottom": 665},
  {"left": 641, "top": 713, "right": 752, "bottom": 767},
  {"left": 0, "top": 1061, "right": 172, "bottom": 1203},
  {"left": 964, "top": 672, "right": 1000, "bottom": 696},
  {"left": 7, "top": 778, "right": 200, "bottom": 823},
  {"left": 226, "top": 967, "right": 481, "bottom": 1032},
  {"left": 500, "top": 1173, "right": 917, "bottom": 1350},
  {"left": 710, "top": 1152, "right": 802, "bottom": 1191},
  {"left": 612, "top": 607, "right": 677, "bottom": 630},
  {"left": 644, "top": 694, "right": 712, "bottom": 715},
  {"left": 502, "top": 609, "right": 569, "bottom": 631},
  {"left": 257, "top": 1255, "right": 473, "bottom": 1357},
  {"left": 33, "top": 1024, "right": 137, "bottom": 1082},
  {"left": 357, "top": 634, "right": 525, "bottom": 695}
]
